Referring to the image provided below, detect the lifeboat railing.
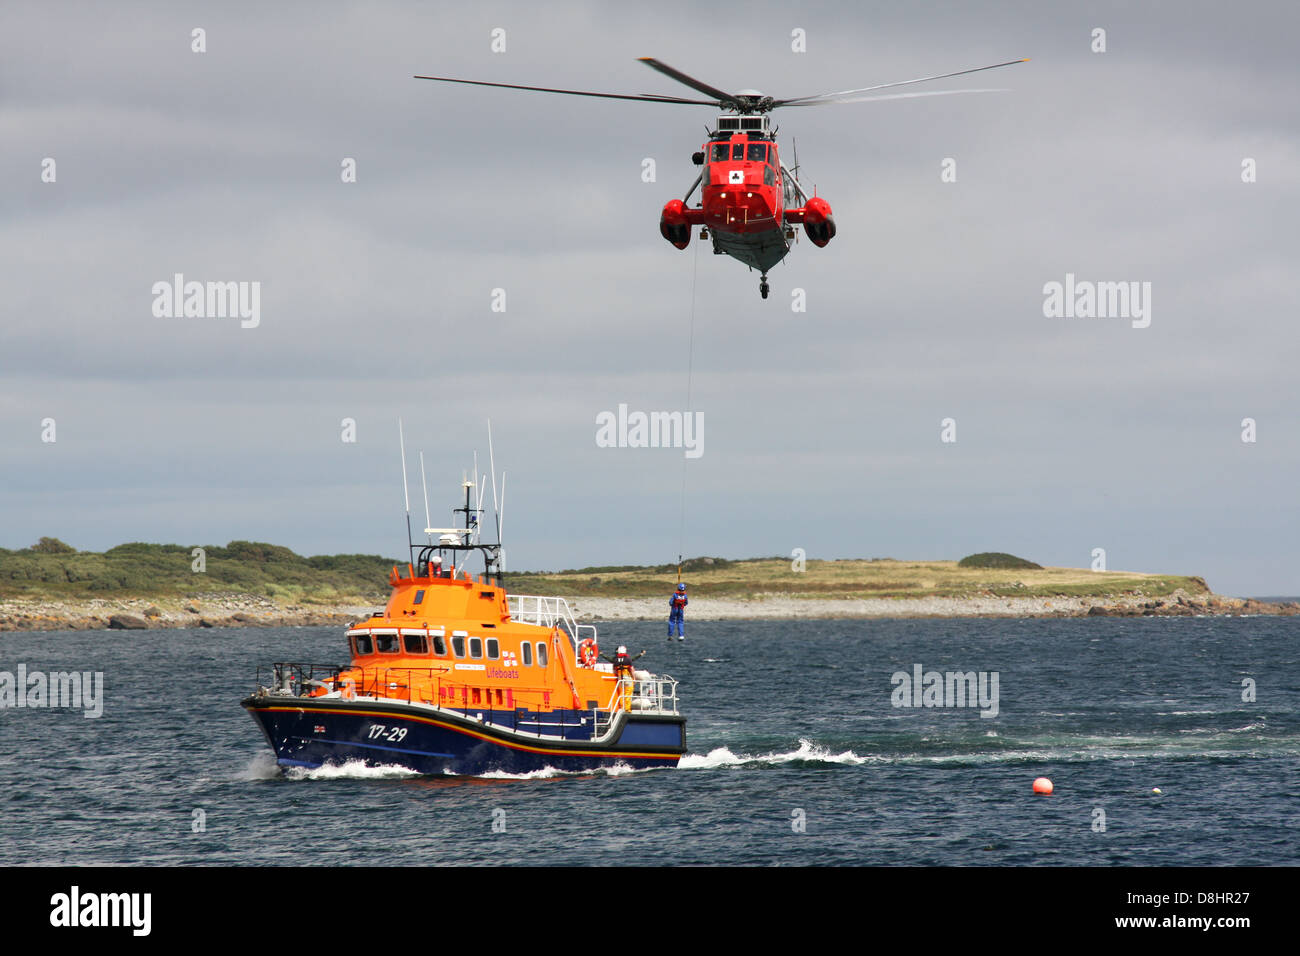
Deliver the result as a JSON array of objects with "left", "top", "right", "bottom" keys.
[
  {"left": 252, "top": 663, "right": 455, "bottom": 705},
  {"left": 506, "top": 594, "right": 596, "bottom": 648},
  {"left": 592, "top": 674, "right": 680, "bottom": 736}
]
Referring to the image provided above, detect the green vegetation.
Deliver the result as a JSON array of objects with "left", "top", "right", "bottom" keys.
[
  {"left": 0, "top": 539, "right": 398, "bottom": 604},
  {"left": 509, "top": 556, "right": 1207, "bottom": 601},
  {"left": 0, "top": 540, "right": 1209, "bottom": 605},
  {"left": 30, "top": 537, "right": 76, "bottom": 554},
  {"left": 958, "top": 552, "right": 1043, "bottom": 570}
]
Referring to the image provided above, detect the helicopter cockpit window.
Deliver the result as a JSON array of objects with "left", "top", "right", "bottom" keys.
[
  {"left": 731, "top": 143, "right": 744, "bottom": 161},
  {"left": 746, "top": 143, "right": 767, "bottom": 162},
  {"left": 711, "top": 143, "right": 730, "bottom": 162}
]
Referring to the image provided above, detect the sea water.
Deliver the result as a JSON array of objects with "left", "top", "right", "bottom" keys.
[{"left": 0, "top": 617, "right": 1295, "bottom": 866}]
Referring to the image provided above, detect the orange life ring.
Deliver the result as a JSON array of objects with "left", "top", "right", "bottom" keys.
[{"left": 578, "top": 639, "right": 598, "bottom": 667}]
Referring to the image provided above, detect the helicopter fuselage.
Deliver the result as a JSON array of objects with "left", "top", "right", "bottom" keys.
[{"left": 659, "top": 131, "right": 835, "bottom": 296}]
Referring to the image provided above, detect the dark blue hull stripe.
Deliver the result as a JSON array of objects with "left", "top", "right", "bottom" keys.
[{"left": 314, "top": 736, "right": 457, "bottom": 759}]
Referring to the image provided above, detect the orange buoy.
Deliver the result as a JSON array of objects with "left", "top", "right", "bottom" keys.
[{"left": 1032, "top": 777, "right": 1053, "bottom": 794}]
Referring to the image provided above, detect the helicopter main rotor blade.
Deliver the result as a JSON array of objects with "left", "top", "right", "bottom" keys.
[
  {"left": 793, "top": 87, "right": 1010, "bottom": 107},
  {"left": 413, "top": 74, "right": 716, "bottom": 106},
  {"left": 772, "top": 58, "right": 1029, "bottom": 108},
  {"left": 637, "top": 58, "right": 741, "bottom": 108}
]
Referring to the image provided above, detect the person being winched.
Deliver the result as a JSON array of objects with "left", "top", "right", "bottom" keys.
[{"left": 668, "top": 582, "right": 688, "bottom": 641}]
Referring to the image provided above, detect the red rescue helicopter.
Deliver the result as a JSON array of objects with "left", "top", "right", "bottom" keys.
[{"left": 416, "top": 56, "right": 1027, "bottom": 298}]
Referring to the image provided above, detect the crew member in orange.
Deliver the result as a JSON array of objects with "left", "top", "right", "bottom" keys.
[{"left": 603, "top": 645, "right": 645, "bottom": 678}]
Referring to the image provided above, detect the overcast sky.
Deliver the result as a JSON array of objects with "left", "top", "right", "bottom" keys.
[{"left": 2, "top": 1, "right": 1297, "bottom": 596}]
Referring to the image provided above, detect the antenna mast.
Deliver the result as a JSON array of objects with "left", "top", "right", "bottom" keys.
[
  {"left": 419, "top": 452, "right": 432, "bottom": 544},
  {"left": 398, "top": 418, "right": 413, "bottom": 554},
  {"left": 488, "top": 420, "right": 502, "bottom": 556}
]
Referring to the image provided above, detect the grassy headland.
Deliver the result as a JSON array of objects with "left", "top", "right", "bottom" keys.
[
  {"left": 506, "top": 555, "right": 1210, "bottom": 602},
  {"left": 0, "top": 539, "right": 395, "bottom": 606},
  {"left": 2, "top": 540, "right": 1290, "bottom": 629}
]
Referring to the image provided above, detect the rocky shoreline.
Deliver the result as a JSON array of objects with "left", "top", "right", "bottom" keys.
[
  {"left": 568, "top": 591, "right": 1299, "bottom": 621},
  {"left": 0, "top": 589, "right": 1296, "bottom": 631},
  {"left": 0, "top": 594, "right": 378, "bottom": 632}
]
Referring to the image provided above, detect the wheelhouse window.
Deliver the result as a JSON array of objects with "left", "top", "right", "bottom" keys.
[
  {"left": 451, "top": 633, "right": 466, "bottom": 658},
  {"left": 353, "top": 633, "right": 373, "bottom": 656},
  {"left": 521, "top": 642, "right": 533, "bottom": 666},
  {"left": 431, "top": 632, "right": 447, "bottom": 656},
  {"left": 403, "top": 632, "right": 428, "bottom": 655},
  {"left": 746, "top": 142, "right": 767, "bottom": 162},
  {"left": 486, "top": 638, "right": 499, "bottom": 659},
  {"left": 412, "top": 589, "right": 425, "bottom": 605},
  {"left": 469, "top": 637, "right": 483, "bottom": 659},
  {"left": 536, "top": 642, "right": 548, "bottom": 667},
  {"left": 375, "top": 632, "right": 400, "bottom": 654}
]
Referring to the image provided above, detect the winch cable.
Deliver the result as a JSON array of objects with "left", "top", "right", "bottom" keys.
[{"left": 676, "top": 237, "right": 700, "bottom": 584}]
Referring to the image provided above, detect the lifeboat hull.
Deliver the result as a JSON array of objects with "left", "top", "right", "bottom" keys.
[{"left": 243, "top": 695, "right": 686, "bottom": 775}]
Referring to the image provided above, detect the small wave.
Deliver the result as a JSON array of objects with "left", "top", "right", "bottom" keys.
[
  {"left": 1223, "top": 721, "right": 1268, "bottom": 733},
  {"left": 285, "top": 759, "right": 419, "bottom": 781},
  {"left": 474, "top": 766, "right": 567, "bottom": 780},
  {"left": 679, "top": 738, "right": 872, "bottom": 769},
  {"left": 465, "top": 761, "right": 660, "bottom": 781}
]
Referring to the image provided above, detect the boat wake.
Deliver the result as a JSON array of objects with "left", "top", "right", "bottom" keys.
[
  {"left": 285, "top": 759, "right": 420, "bottom": 781},
  {"left": 677, "top": 731, "right": 1300, "bottom": 771},
  {"left": 254, "top": 759, "right": 669, "bottom": 783},
  {"left": 680, "top": 738, "right": 873, "bottom": 769},
  {"left": 471, "top": 761, "right": 663, "bottom": 780}
]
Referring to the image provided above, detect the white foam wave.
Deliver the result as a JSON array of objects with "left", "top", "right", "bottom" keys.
[
  {"left": 473, "top": 766, "right": 566, "bottom": 780},
  {"left": 1223, "top": 721, "right": 1268, "bottom": 733},
  {"left": 285, "top": 759, "right": 419, "bottom": 781},
  {"left": 679, "top": 738, "right": 872, "bottom": 769},
  {"left": 467, "top": 761, "right": 659, "bottom": 781}
]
